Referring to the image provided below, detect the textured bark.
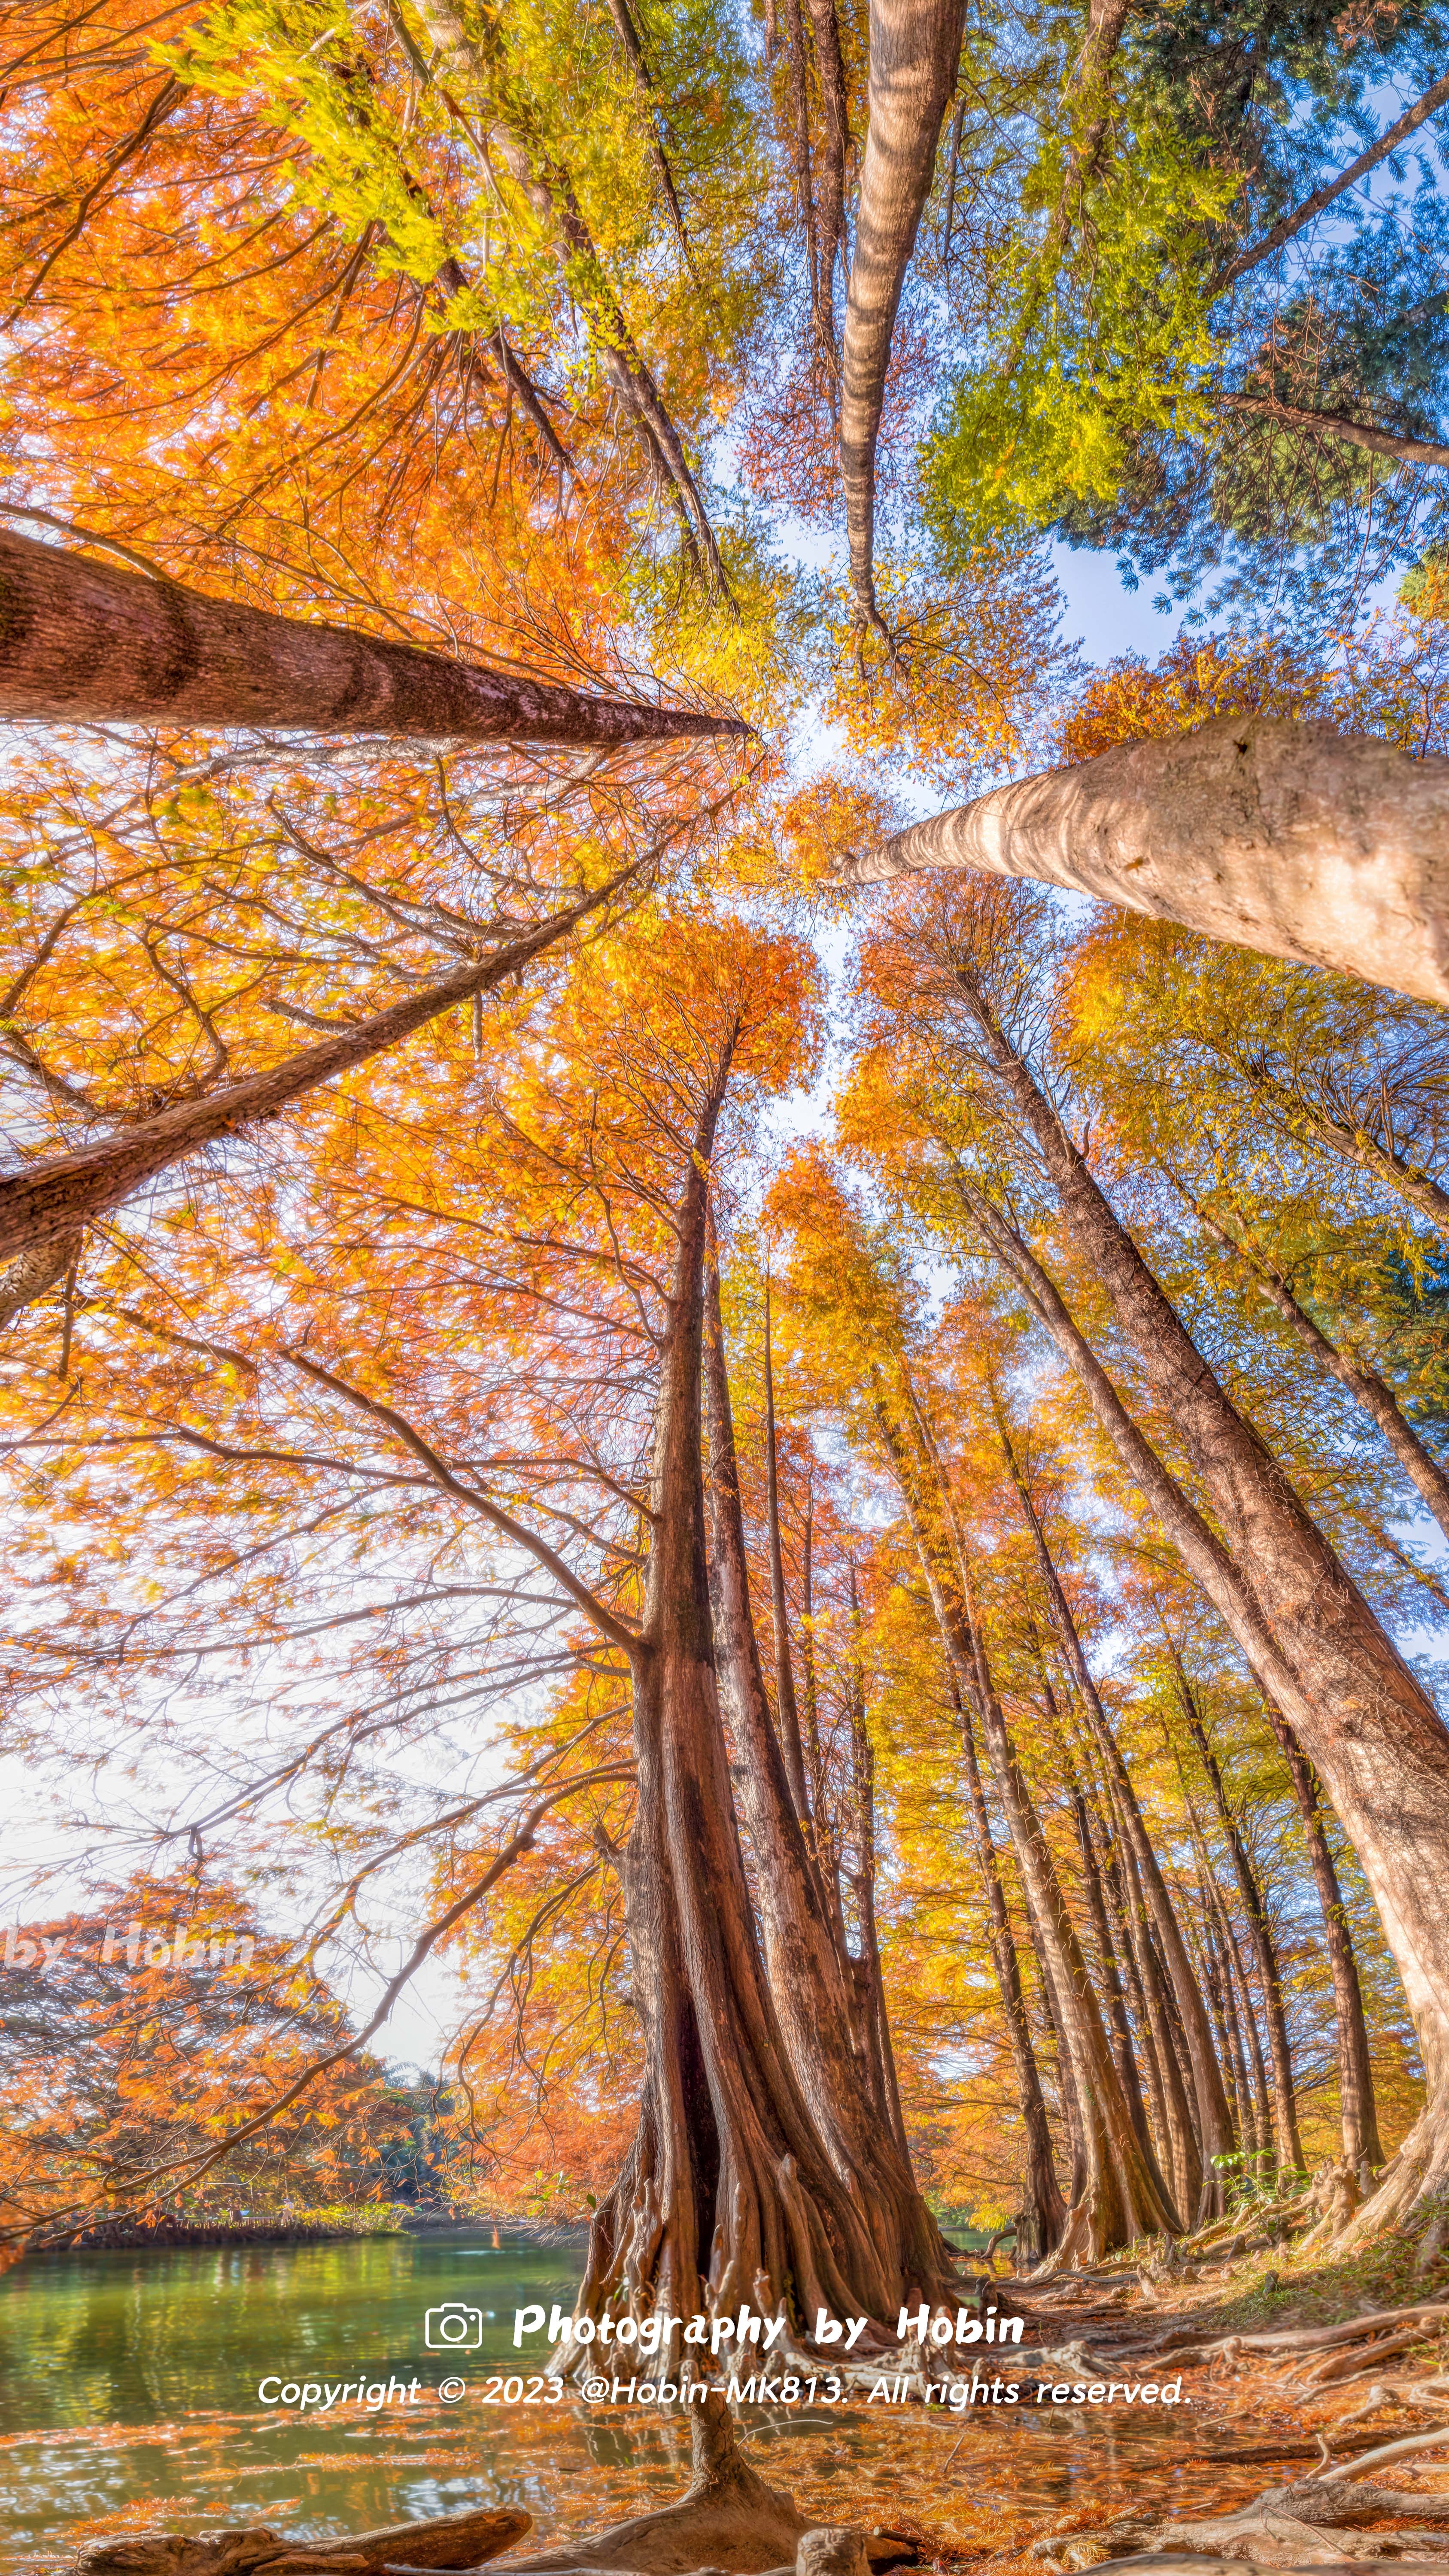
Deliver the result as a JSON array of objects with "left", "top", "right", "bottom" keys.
[
  {"left": 991, "top": 1403, "right": 1233, "bottom": 2213},
  {"left": 1261, "top": 1698, "right": 1385, "bottom": 2183},
  {"left": 0, "top": 870, "right": 641, "bottom": 1277},
  {"left": 1188, "top": 1192, "right": 1449, "bottom": 1547},
  {"left": 572, "top": 1059, "right": 921, "bottom": 2352},
  {"left": 1219, "top": 388, "right": 1449, "bottom": 471},
  {"left": 505, "top": 2396, "right": 810, "bottom": 2574},
  {"left": 697, "top": 1246, "right": 956, "bottom": 2319},
  {"left": 841, "top": 716, "right": 1449, "bottom": 1008},
  {"left": 0, "top": 1224, "right": 81, "bottom": 1328},
  {"left": 0, "top": 531, "right": 741, "bottom": 744},
  {"left": 839, "top": 0, "right": 964, "bottom": 629},
  {"left": 1172, "top": 1653, "right": 1305, "bottom": 2175}
]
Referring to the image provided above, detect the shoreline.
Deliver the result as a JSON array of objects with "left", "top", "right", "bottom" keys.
[{"left": 23, "top": 2211, "right": 591, "bottom": 2256}]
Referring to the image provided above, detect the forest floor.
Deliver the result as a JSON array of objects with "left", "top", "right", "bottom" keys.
[{"left": 853, "top": 2206, "right": 1449, "bottom": 2576}]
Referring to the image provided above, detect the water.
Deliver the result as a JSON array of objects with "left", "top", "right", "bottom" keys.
[{"left": 0, "top": 2233, "right": 1273, "bottom": 2574}]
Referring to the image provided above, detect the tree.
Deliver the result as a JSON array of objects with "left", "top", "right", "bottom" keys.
[
  {"left": 0, "top": 531, "right": 743, "bottom": 743},
  {"left": 0, "top": 1873, "right": 405, "bottom": 2239},
  {"left": 837, "top": 714, "right": 1449, "bottom": 1011},
  {"left": 0, "top": 726, "right": 737, "bottom": 1318},
  {"left": 838, "top": 0, "right": 964, "bottom": 637},
  {"left": 921, "top": 0, "right": 1449, "bottom": 629},
  {"left": 848, "top": 875, "right": 1449, "bottom": 2233}
]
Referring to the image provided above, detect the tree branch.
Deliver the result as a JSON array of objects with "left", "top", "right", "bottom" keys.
[
  {"left": 281, "top": 1349, "right": 643, "bottom": 1657},
  {"left": 1219, "top": 70, "right": 1449, "bottom": 288}
]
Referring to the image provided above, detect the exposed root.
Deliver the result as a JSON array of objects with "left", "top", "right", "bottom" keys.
[
  {"left": 1339, "top": 2113, "right": 1449, "bottom": 2254},
  {"left": 499, "top": 2396, "right": 808, "bottom": 2575},
  {"left": 71, "top": 2507, "right": 532, "bottom": 2575}
]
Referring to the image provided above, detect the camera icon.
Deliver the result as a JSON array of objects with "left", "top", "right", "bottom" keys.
[{"left": 425, "top": 2302, "right": 485, "bottom": 2350}]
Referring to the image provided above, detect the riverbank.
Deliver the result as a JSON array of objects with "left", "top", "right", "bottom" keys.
[
  {"left": 10, "top": 2197, "right": 1449, "bottom": 2575},
  {"left": 54, "top": 2208, "right": 590, "bottom": 2251}
]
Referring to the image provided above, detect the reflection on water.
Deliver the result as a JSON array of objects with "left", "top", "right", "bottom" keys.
[{"left": 0, "top": 2236, "right": 1272, "bottom": 2573}]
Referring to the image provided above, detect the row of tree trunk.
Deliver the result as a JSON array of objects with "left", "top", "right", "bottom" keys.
[
  {"left": 868, "top": 1356, "right": 1381, "bottom": 2264},
  {"left": 853, "top": 884, "right": 1442, "bottom": 2248}
]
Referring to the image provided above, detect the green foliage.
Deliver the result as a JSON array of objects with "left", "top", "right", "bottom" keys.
[{"left": 924, "top": 100, "right": 1238, "bottom": 550}]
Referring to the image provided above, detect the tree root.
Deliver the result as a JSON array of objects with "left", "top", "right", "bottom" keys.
[
  {"left": 1059, "top": 2424, "right": 1449, "bottom": 2568},
  {"left": 68, "top": 2411, "right": 920, "bottom": 2576},
  {"left": 71, "top": 2506, "right": 532, "bottom": 2575},
  {"left": 498, "top": 2398, "right": 917, "bottom": 2576}
]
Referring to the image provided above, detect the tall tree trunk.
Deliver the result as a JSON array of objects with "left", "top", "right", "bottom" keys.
[
  {"left": 990, "top": 1400, "right": 1233, "bottom": 2213},
  {"left": 1022, "top": 1892, "right": 1090, "bottom": 2210},
  {"left": 839, "top": 0, "right": 964, "bottom": 634},
  {"left": 840, "top": 714, "right": 1449, "bottom": 1009},
  {"left": 946, "top": 988, "right": 1449, "bottom": 2234},
  {"left": 763, "top": 1272, "right": 814, "bottom": 1823},
  {"left": 578, "top": 1069, "right": 871, "bottom": 2341},
  {"left": 1194, "top": 1898, "right": 1242, "bottom": 2143},
  {"left": 973, "top": 1632, "right": 1179, "bottom": 2254},
  {"left": 881, "top": 1387, "right": 1178, "bottom": 2251},
  {"left": 1113, "top": 1807, "right": 1203, "bottom": 2222},
  {"left": 1170, "top": 1648, "right": 1305, "bottom": 2175},
  {"left": 1031, "top": 1632, "right": 1155, "bottom": 2165},
  {"left": 844, "top": 1626, "right": 913, "bottom": 2165},
  {"left": 699, "top": 1242, "right": 955, "bottom": 2313},
  {"left": 1201, "top": 1900, "right": 1252, "bottom": 2159},
  {"left": 1071, "top": 1783, "right": 1154, "bottom": 2157},
  {"left": 809, "top": 1508, "right": 852, "bottom": 1966},
  {"left": 0, "top": 530, "right": 741, "bottom": 743},
  {"left": 0, "top": 862, "right": 652, "bottom": 1282},
  {"left": 574, "top": 1071, "right": 950, "bottom": 2353},
  {"left": 944, "top": 1668, "right": 1067, "bottom": 2256},
  {"left": 1176, "top": 1777, "right": 1273, "bottom": 2179},
  {"left": 1261, "top": 1698, "right": 1386, "bottom": 2184},
  {"left": 1223, "top": 1901, "right": 1275, "bottom": 2179},
  {"left": 1218, "top": 387, "right": 1449, "bottom": 473},
  {"left": 1091, "top": 1779, "right": 1174, "bottom": 2177}
]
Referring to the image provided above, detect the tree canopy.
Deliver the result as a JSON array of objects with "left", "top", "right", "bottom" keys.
[{"left": 6, "top": 0, "right": 1449, "bottom": 2318}]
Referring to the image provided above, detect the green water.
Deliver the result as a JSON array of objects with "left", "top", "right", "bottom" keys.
[
  {"left": 0, "top": 2233, "right": 1239, "bottom": 2576},
  {"left": 0, "top": 2229, "right": 590, "bottom": 2571}
]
